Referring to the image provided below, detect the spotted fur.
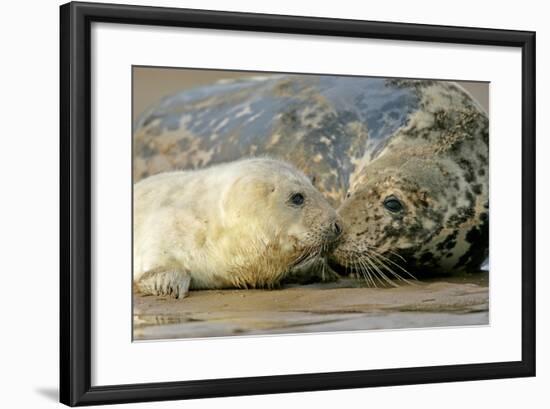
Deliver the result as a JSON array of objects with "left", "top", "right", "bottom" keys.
[{"left": 332, "top": 80, "right": 488, "bottom": 275}]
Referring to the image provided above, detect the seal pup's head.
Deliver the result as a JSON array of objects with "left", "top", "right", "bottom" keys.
[{"left": 220, "top": 158, "right": 343, "bottom": 288}]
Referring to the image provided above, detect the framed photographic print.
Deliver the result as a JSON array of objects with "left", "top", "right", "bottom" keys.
[{"left": 60, "top": 1, "right": 536, "bottom": 406}]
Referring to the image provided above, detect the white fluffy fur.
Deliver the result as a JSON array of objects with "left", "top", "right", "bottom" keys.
[{"left": 133, "top": 158, "right": 340, "bottom": 298}]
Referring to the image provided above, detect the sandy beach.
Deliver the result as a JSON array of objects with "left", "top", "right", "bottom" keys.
[{"left": 133, "top": 273, "right": 488, "bottom": 340}]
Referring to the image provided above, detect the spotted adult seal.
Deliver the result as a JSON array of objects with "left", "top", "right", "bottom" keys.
[
  {"left": 134, "top": 74, "right": 488, "bottom": 278},
  {"left": 133, "top": 158, "right": 343, "bottom": 298},
  {"left": 331, "top": 79, "right": 488, "bottom": 278}
]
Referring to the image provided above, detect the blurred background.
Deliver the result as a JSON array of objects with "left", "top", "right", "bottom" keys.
[{"left": 132, "top": 66, "right": 489, "bottom": 122}]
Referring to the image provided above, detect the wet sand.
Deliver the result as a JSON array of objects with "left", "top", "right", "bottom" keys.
[{"left": 133, "top": 273, "right": 488, "bottom": 340}]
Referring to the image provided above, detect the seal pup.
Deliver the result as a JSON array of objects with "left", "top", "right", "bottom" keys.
[
  {"left": 330, "top": 80, "right": 489, "bottom": 281},
  {"left": 133, "top": 158, "right": 343, "bottom": 298}
]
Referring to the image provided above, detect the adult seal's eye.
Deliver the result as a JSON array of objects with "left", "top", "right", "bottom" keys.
[
  {"left": 383, "top": 196, "right": 403, "bottom": 213},
  {"left": 289, "top": 192, "right": 305, "bottom": 207}
]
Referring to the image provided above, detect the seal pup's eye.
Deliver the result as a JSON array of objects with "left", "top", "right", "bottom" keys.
[
  {"left": 383, "top": 196, "right": 403, "bottom": 213},
  {"left": 289, "top": 192, "right": 305, "bottom": 207}
]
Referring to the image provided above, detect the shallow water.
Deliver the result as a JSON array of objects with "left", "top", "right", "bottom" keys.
[{"left": 133, "top": 272, "right": 488, "bottom": 340}]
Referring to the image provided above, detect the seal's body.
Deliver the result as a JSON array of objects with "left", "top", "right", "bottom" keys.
[
  {"left": 133, "top": 158, "right": 342, "bottom": 298},
  {"left": 134, "top": 75, "right": 488, "bottom": 277},
  {"left": 134, "top": 74, "right": 389, "bottom": 205}
]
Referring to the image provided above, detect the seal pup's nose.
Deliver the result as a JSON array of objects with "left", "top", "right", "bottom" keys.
[{"left": 329, "top": 220, "right": 343, "bottom": 239}]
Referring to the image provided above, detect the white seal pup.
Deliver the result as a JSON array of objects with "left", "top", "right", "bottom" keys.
[{"left": 133, "top": 158, "right": 343, "bottom": 298}]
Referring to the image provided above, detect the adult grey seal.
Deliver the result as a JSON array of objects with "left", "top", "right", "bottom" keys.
[
  {"left": 331, "top": 79, "right": 488, "bottom": 279},
  {"left": 133, "top": 158, "right": 343, "bottom": 298},
  {"left": 134, "top": 74, "right": 488, "bottom": 279}
]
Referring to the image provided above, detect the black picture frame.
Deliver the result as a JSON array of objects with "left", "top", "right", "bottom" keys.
[{"left": 60, "top": 1, "right": 536, "bottom": 406}]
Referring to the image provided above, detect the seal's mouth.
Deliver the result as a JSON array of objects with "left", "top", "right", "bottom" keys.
[
  {"left": 290, "top": 244, "right": 325, "bottom": 269},
  {"left": 288, "top": 225, "right": 343, "bottom": 268}
]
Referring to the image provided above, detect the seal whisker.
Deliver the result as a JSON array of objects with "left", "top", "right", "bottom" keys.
[
  {"left": 363, "top": 254, "right": 399, "bottom": 287},
  {"left": 352, "top": 256, "right": 371, "bottom": 286},
  {"left": 357, "top": 260, "right": 375, "bottom": 287},
  {"left": 356, "top": 258, "right": 378, "bottom": 287},
  {"left": 357, "top": 256, "right": 380, "bottom": 288},
  {"left": 382, "top": 249, "right": 407, "bottom": 263},
  {"left": 368, "top": 252, "right": 410, "bottom": 285},
  {"left": 368, "top": 248, "right": 418, "bottom": 283},
  {"left": 321, "top": 258, "right": 328, "bottom": 281},
  {"left": 338, "top": 248, "right": 376, "bottom": 287}
]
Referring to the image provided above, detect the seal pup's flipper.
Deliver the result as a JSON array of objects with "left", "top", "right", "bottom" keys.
[{"left": 135, "top": 269, "right": 191, "bottom": 299}]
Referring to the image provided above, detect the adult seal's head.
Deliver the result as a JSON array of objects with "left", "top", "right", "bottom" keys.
[
  {"left": 133, "top": 158, "right": 343, "bottom": 298},
  {"left": 330, "top": 80, "right": 489, "bottom": 279}
]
